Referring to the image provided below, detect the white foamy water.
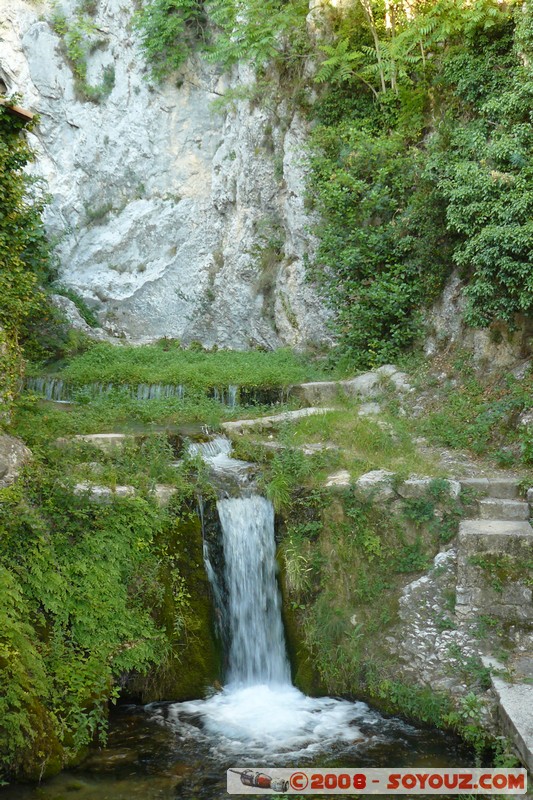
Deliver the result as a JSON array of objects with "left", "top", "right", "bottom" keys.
[
  {"left": 152, "top": 683, "right": 373, "bottom": 759},
  {"left": 218, "top": 495, "right": 290, "bottom": 685},
  {"left": 187, "top": 436, "right": 250, "bottom": 475}
]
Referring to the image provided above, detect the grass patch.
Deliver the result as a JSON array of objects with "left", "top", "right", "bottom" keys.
[
  {"left": 10, "top": 391, "right": 299, "bottom": 448},
  {"left": 55, "top": 434, "right": 184, "bottom": 492},
  {"left": 251, "top": 405, "right": 444, "bottom": 483},
  {"left": 28, "top": 342, "right": 339, "bottom": 390},
  {"left": 398, "top": 353, "right": 533, "bottom": 471}
]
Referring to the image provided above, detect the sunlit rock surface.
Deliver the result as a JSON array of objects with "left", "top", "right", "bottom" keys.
[{"left": 0, "top": 0, "right": 331, "bottom": 348}]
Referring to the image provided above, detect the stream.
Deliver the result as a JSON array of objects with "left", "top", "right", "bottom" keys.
[{"left": 0, "top": 438, "right": 475, "bottom": 800}]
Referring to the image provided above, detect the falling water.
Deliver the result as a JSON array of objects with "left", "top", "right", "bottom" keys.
[
  {"left": 149, "top": 435, "right": 378, "bottom": 759},
  {"left": 25, "top": 377, "right": 187, "bottom": 403},
  {"left": 210, "top": 385, "right": 239, "bottom": 407},
  {"left": 188, "top": 436, "right": 233, "bottom": 460},
  {"left": 25, "top": 377, "right": 69, "bottom": 402},
  {"left": 187, "top": 436, "right": 250, "bottom": 476},
  {"left": 25, "top": 378, "right": 250, "bottom": 406},
  {"left": 217, "top": 495, "right": 290, "bottom": 686}
]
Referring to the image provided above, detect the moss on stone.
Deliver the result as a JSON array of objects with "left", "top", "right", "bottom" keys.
[
  {"left": 133, "top": 514, "right": 220, "bottom": 702},
  {"left": 279, "top": 554, "right": 324, "bottom": 696},
  {"left": 469, "top": 553, "right": 533, "bottom": 593},
  {"left": 14, "top": 698, "right": 65, "bottom": 782}
]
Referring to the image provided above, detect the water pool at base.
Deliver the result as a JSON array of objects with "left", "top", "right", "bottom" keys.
[
  {"left": 0, "top": 698, "right": 475, "bottom": 800},
  {"left": 0, "top": 454, "right": 477, "bottom": 800}
]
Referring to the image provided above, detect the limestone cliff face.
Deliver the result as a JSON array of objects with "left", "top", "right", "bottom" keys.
[{"left": 0, "top": 0, "right": 331, "bottom": 348}]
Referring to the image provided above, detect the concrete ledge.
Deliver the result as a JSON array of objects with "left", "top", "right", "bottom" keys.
[
  {"left": 56, "top": 433, "right": 134, "bottom": 451},
  {"left": 289, "top": 366, "right": 412, "bottom": 405},
  {"left": 221, "top": 407, "right": 335, "bottom": 434},
  {"left": 485, "top": 665, "right": 533, "bottom": 773}
]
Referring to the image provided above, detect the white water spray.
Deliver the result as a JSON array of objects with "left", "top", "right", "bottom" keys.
[{"left": 188, "top": 436, "right": 250, "bottom": 476}]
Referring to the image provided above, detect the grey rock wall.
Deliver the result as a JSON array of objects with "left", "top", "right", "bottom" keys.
[
  {"left": 0, "top": 0, "right": 331, "bottom": 349},
  {"left": 425, "top": 272, "right": 533, "bottom": 371}
]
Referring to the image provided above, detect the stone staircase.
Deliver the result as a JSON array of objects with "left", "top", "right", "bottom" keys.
[
  {"left": 457, "top": 476, "right": 533, "bottom": 773},
  {"left": 479, "top": 498, "right": 530, "bottom": 520}
]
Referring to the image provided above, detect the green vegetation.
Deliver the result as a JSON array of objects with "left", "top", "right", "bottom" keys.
[
  {"left": 0, "top": 103, "right": 55, "bottom": 410},
  {"left": 134, "top": 0, "right": 533, "bottom": 370},
  {"left": 0, "top": 437, "right": 219, "bottom": 782},
  {"left": 133, "top": 0, "right": 206, "bottom": 81},
  {"left": 240, "top": 405, "right": 444, "bottom": 497},
  {"left": 28, "top": 341, "right": 335, "bottom": 389},
  {"left": 11, "top": 392, "right": 291, "bottom": 448},
  {"left": 402, "top": 352, "right": 533, "bottom": 468},
  {"left": 307, "top": 0, "right": 532, "bottom": 368},
  {"left": 469, "top": 553, "right": 533, "bottom": 593},
  {"left": 50, "top": 4, "right": 116, "bottom": 103},
  {"left": 134, "top": 0, "right": 310, "bottom": 81},
  {"left": 261, "top": 447, "right": 313, "bottom": 512}
]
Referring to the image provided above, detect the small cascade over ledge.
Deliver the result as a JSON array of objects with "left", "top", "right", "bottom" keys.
[
  {"left": 25, "top": 377, "right": 289, "bottom": 407},
  {"left": 147, "top": 433, "right": 410, "bottom": 760}
]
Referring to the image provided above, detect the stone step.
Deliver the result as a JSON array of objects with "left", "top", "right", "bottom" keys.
[
  {"left": 456, "top": 520, "right": 533, "bottom": 622},
  {"left": 479, "top": 498, "right": 530, "bottom": 521},
  {"left": 459, "top": 519, "right": 533, "bottom": 536},
  {"left": 482, "top": 657, "right": 533, "bottom": 773},
  {"left": 460, "top": 477, "right": 522, "bottom": 499},
  {"left": 221, "top": 407, "right": 335, "bottom": 434}
]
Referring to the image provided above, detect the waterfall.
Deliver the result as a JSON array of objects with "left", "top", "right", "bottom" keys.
[
  {"left": 210, "top": 385, "right": 238, "bottom": 407},
  {"left": 227, "top": 385, "right": 238, "bottom": 408},
  {"left": 150, "top": 433, "right": 372, "bottom": 758},
  {"left": 188, "top": 436, "right": 250, "bottom": 477},
  {"left": 217, "top": 496, "right": 290, "bottom": 686},
  {"left": 25, "top": 378, "right": 246, "bottom": 405},
  {"left": 26, "top": 377, "right": 69, "bottom": 402},
  {"left": 188, "top": 436, "right": 233, "bottom": 460}
]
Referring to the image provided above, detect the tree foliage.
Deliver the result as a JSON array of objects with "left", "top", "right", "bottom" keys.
[
  {"left": 0, "top": 444, "right": 215, "bottom": 782},
  {"left": 0, "top": 105, "right": 51, "bottom": 340},
  {"left": 133, "top": 0, "right": 206, "bottom": 81},
  {"left": 134, "top": 0, "right": 310, "bottom": 80},
  {"left": 206, "top": 0, "right": 310, "bottom": 70},
  {"left": 0, "top": 104, "right": 55, "bottom": 409},
  {"left": 308, "top": 0, "right": 531, "bottom": 366}
]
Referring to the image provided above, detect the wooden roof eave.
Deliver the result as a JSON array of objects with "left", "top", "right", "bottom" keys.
[{"left": 0, "top": 97, "right": 34, "bottom": 123}]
